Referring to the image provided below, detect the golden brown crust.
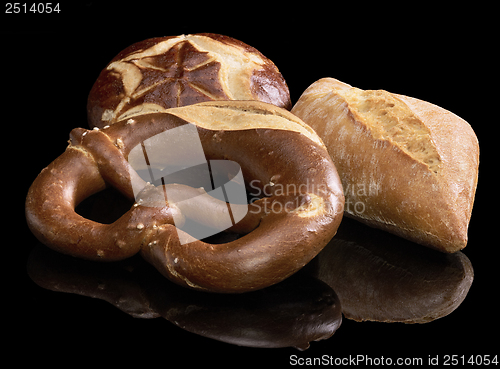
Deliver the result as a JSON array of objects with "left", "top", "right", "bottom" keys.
[
  {"left": 87, "top": 34, "right": 291, "bottom": 129},
  {"left": 292, "top": 78, "right": 478, "bottom": 252},
  {"left": 26, "top": 101, "right": 344, "bottom": 293}
]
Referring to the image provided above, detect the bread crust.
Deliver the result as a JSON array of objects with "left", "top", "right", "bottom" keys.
[
  {"left": 292, "top": 78, "right": 478, "bottom": 252},
  {"left": 87, "top": 33, "right": 291, "bottom": 128}
]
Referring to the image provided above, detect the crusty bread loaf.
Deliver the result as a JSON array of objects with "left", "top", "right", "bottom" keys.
[{"left": 292, "top": 78, "right": 479, "bottom": 252}]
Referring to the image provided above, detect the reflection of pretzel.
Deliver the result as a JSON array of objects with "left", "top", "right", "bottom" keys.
[
  {"left": 28, "top": 245, "right": 342, "bottom": 349},
  {"left": 26, "top": 101, "right": 344, "bottom": 293}
]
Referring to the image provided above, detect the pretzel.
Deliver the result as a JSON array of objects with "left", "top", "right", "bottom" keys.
[
  {"left": 26, "top": 101, "right": 344, "bottom": 293},
  {"left": 87, "top": 33, "right": 291, "bottom": 129}
]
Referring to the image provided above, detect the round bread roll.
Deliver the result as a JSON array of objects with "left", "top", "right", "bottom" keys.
[{"left": 87, "top": 33, "right": 291, "bottom": 128}]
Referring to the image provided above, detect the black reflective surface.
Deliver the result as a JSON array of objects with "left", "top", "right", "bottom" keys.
[
  {"left": 27, "top": 244, "right": 342, "bottom": 351},
  {"left": 26, "top": 211, "right": 473, "bottom": 351}
]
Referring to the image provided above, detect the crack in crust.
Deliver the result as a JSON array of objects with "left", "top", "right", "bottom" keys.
[{"left": 340, "top": 88, "right": 442, "bottom": 174}]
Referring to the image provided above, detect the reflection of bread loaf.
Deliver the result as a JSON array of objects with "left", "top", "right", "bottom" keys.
[
  {"left": 314, "top": 218, "right": 474, "bottom": 323},
  {"left": 292, "top": 78, "right": 479, "bottom": 252}
]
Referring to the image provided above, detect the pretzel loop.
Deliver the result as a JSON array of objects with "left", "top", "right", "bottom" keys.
[
  {"left": 26, "top": 132, "right": 177, "bottom": 262},
  {"left": 26, "top": 101, "right": 344, "bottom": 293}
]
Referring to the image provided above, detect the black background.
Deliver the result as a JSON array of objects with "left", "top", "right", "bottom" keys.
[{"left": 4, "top": 2, "right": 496, "bottom": 366}]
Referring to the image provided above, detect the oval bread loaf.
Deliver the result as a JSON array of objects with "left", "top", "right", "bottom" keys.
[{"left": 291, "top": 78, "right": 479, "bottom": 253}]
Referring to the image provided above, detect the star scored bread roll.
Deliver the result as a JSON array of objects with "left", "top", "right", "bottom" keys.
[
  {"left": 87, "top": 33, "right": 291, "bottom": 128},
  {"left": 292, "top": 78, "right": 479, "bottom": 253}
]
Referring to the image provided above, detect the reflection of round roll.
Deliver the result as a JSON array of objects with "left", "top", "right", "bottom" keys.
[{"left": 314, "top": 218, "right": 473, "bottom": 323}]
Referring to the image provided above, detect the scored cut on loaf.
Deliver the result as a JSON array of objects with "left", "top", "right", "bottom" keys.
[
  {"left": 291, "top": 77, "right": 479, "bottom": 253},
  {"left": 87, "top": 33, "right": 291, "bottom": 129}
]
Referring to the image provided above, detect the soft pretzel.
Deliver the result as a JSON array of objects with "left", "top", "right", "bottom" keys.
[
  {"left": 87, "top": 33, "right": 291, "bottom": 129},
  {"left": 26, "top": 101, "right": 344, "bottom": 293}
]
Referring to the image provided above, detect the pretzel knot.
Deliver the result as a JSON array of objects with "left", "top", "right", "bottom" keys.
[{"left": 26, "top": 101, "right": 344, "bottom": 293}]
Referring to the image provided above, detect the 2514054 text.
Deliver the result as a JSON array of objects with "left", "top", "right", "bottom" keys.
[{"left": 5, "top": 3, "right": 60, "bottom": 13}]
